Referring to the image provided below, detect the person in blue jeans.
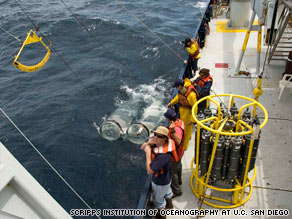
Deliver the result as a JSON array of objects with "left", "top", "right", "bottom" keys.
[{"left": 141, "top": 126, "right": 177, "bottom": 219}]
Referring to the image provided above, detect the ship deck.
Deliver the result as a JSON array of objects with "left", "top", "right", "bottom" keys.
[{"left": 170, "top": 16, "right": 292, "bottom": 219}]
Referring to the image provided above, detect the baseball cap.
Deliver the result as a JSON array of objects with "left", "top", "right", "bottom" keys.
[
  {"left": 164, "top": 109, "right": 177, "bottom": 119},
  {"left": 173, "top": 79, "right": 184, "bottom": 87}
]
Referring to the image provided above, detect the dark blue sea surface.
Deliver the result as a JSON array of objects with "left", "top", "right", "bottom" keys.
[{"left": 0, "top": 0, "right": 208, "bottom": 217}]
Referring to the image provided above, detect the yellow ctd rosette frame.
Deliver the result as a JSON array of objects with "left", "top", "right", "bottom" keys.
[{"left": 190, "top": 94, "right": 268, "bottom": 208}]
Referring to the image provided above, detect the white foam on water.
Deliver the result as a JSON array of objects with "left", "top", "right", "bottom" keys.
[
  {"left": 92, "top": 16, "right": 121, "bottom": 24},
  {"left": 140, "top": 46, "right": 161, "bottom": 59},
  {"left": 117, "top": 77, "right": 169, "bottom": 108},
  {"left": 187, "top": 1, "right": 208, "bottom": 9},
  {"left": 92, "top": 16, "right": 109, "bottom": 22}
]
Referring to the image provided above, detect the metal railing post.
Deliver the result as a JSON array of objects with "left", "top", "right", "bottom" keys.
[{"left": 234, "top": 11, "right": 256, "bottom": 74}]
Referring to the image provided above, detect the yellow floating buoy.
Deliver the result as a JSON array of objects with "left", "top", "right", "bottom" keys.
[{"left": 13, "top": 30, "right": 51, "bottom": 72}]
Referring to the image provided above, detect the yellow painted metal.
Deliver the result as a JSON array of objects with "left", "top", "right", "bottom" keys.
[
  {"left": 232, "top": 184, "right": 241, "bottom": 204},
  {"left": 242, "top": 31, "right": 251, "bottom": 51},
  {"left": 190, "top": 158, "right": 256, "bottom": 208},
  {"left": 236, "top": 102, "right": 256, "bottom": 131},
  {"left": 228, "top": 95, "right": 234, "bottom": 111},
  {"left": 216, "top": 20, "right": 259, "bottom": 33},
  {"left": 237, "top": 120, "right": 253, "bottom": 132},
  {"left": 240, "top": 138, "right": 254, "bottom": 203},
  {"left": 198, "top": 176, "right": 204, "bottom": 196},
  {"left": 253, "top": 75, "right": 263, "bottom": 118},
  {"left": 253, "top": 77, "right": 263, "bottom": 101},
  {"left": 257, "top": 27, "right": 262, "bottom": 53},
  {"left": 192, "top": 94, "right": 268, "bottom": 135},
  {"left": 191, "top": 157, "right": 257, "bottom": 192},
  {"left": 199, "top": 116, "right": 218, "bottom": 125},
  {"left": 202, "top": 118, "right": 227, "bottom": 192},
  {"left": 195, "top": 123, "right": 201, "bottom": 194},
  {"left": 13, "top": 30, "right": 51, "bottom": 72},
  {"left": 190, "top": 94, "right": 267, "bottom": 208}
]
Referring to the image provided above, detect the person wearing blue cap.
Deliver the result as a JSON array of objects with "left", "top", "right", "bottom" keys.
[
  {"left": 164, "top": 108, "right": 185, "bottom": 197},
  {"left": 167, "top": 78, "right": 198, "bottom": 151}
]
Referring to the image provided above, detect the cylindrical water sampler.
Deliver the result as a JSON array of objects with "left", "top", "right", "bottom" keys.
[
  {"left": 191, "top": 94, "right": 268, "bottom": 208},
  {"left": 99, "top": 108, "right": 135, "bottom": 141},
  {"left": 127, "top": 101, "right": 165, "bottom": 144}
]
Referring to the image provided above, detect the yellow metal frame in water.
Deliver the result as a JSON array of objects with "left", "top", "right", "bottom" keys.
[
  {"left": 190, "top": 94, "right": 268, "bottom": 208},
  {"left": 13, "top": 30, "right": 51, "bottom": 72}
]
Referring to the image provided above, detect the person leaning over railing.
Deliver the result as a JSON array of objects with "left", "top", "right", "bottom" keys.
[
  {"left": 141, "top": 126, "right": 178, "bottom": 219},
  {"left": 183, "top": 37, "right": 201, "bottom": 77}
]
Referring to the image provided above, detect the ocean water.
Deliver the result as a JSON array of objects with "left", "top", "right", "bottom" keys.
[{"left": 0, "top": 0, "right": 208, "bottom": 217}]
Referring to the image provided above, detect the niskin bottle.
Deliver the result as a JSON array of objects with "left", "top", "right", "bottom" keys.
[
  {"left": 127, "top": 101, "right": 165, "bottom": 144},
  {"left": 98, "top": 108, "right": 135, "bottom": 141}
]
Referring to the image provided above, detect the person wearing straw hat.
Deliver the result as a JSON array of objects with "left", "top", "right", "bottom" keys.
[{"left": 141, "top": 126, "right": 177, "bottom": 218}]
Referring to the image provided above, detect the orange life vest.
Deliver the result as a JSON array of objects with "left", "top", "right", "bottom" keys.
[
  {"left": 178, "top": 85, "right": 199, "bottom": 108},
  {"left": 151, "top": 138, "right": 178, "bottom": 177},
  {"left": 168, "top": 119, "right": 185, "bottom": 161},
  {"left": 189, "top": 41, "right": 200, "bottom": 61},
  {"left": 196, "top": 75, "right": 213, "bottom": 88}
]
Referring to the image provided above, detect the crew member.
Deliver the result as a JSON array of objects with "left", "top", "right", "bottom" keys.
[
  {"left": 164, "top": 108, "right": 185, "bottom": 198},
  {"left": 184, "top": 37, "right": 201, "bottom": 77},
  {"left": 168, "top": 78, "right": 198, "bottom": 151},
  {"left": 141, "top": 126, "right": 177, "bottom": 218},
  {"left": 193, "top": 68, "right": 213, "bottom": 111},
  {"left": 198, "top": 20, "right": 207, "bottom": 48}
]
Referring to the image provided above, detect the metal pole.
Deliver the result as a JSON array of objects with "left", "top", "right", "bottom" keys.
[
  {"left": 268, "top": 0, "right": 279, "bottom": 45},
  {"left": 239, "top": 138, "right": 254, "bottom": 203},
  {"left": 256, "top": 24, "right": 262, "bottom": 74},
  {"left": 195, "top": 124, "right": 201, "bottom": 193},
  {"left": 234, "top": 10, "right": 256, "bottom": 74}
]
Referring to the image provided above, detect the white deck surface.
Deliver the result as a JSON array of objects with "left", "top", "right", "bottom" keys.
[
  {"left": 170, "top": 16, "right": 292, "bottom": 219},
  {"left": 0, "top": 142, "right": 72, "bottom": 219}
]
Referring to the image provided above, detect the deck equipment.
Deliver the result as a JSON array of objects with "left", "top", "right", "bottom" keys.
[{"left": 191, "top": 94, "right": 268, "bottom": 208}]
